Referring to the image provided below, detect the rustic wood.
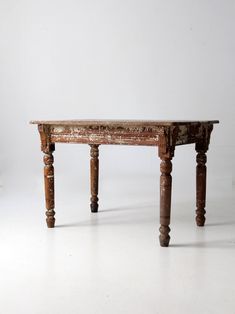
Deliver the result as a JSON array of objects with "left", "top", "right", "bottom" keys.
[
  {"left": 30, "top": 119, "right": 219, "bottom": 126},
  {"left": 90, "top": 144, "right": 99, "bottom": 212},
  {"left": 195, "top": 148, "right": 207, "bottom": 226},
  {"left": 31, "top": 119, "right": 219, "bottom": 246},
  {"left": 38, "top": 124, "right": 56, "bottom": 227},
  {"left": 195, "top": 124, "right": 213, "bottom": 227},
  {"left": 43, "top": 145, "right": 55, "bottom": 228},
  {"left": 159, "top": 158, "right": 173, "bottom": 247},
  {"left": 158, "top": 127, "right": 176, "bottom": 247}
]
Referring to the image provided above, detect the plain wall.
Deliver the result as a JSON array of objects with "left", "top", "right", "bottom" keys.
[{"left": 0, "top": 0, "right": 234, "bottom": 198}]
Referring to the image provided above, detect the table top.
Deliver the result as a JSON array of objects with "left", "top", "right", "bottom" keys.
[{"left": 30, "top": 119, "right": 219, "bottom": 127}]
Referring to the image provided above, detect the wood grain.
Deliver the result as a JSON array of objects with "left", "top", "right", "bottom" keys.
[
  {"left": 195, "top": 124, "right": 213, "bottom": 226},
  {"left": 90, "top": 144, "right": 99, "bottom": 213},
  {"left": 43, "top": 145, "right": 55, "bottom": 228},
  {"left": 32, "top": 119, "right": 219, "bottom": 246}
]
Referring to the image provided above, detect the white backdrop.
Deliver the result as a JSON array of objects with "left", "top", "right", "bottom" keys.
[{"left": 0, "top": 0, "right": 234, "bottom": 197}]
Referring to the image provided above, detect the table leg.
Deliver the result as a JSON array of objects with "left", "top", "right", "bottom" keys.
[
  {"left": 90, "top": 144, "right": 99, "bottom": 212},
  {"left": 159, "top": 158, "right": 173, "bottom": 247},
  {"left": 43, "top": 143, "right": 55, "bottom": 228},
  {"left": 195, "top": 144, "right": 207, "bottom": 226}
]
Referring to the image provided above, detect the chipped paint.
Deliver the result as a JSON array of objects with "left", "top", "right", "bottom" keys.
[
  {"left": 48, "top": 124, "right": 162, "bottom": 146},
  {"left": 32, "top": 119, "right": 218, "bottom": 245}
]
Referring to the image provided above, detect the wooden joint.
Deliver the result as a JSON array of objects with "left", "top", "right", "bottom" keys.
[
  {"left": 38, "top": 124, "right": 54, "bottom": 153},
  {"left": 90, "top": 144, "right": 99, "bottom": 158},
  {"left": 158, "top": 126, "right": 179, "bottom": 159},
  {"left": 195, "top": 124, "right": 213, "bottom": 153}
]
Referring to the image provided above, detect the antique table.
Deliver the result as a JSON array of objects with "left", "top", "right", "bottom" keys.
[{"left": 30, "top": 119, "right": 219, "bottom": 247}]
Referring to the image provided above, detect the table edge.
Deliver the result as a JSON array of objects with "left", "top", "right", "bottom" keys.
[{"left": 29, "top": 119, "right": 220, "bottom": 126}]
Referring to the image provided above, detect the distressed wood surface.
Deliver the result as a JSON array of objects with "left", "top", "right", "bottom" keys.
[
  {"left": 195, "top": 125, "right": 213, "bottom": 226},
  {"left": 196, "top": 149, "right": 207, "bottom": 226},
  {"left": 49, "top": 125, "right": 163, "bottom": 146},
  {"left": 32, "top": 119, "right": 219, "bottom": 246},
  {"left": 158, "top": 127, "right": 176, "bottom": 247},
  {"left": 30, "top": 119, "right": 219, "bottom": 126},
  {"left": 159, "top": 158, "right": 173, "bottom": 247},
  {"left": 32, "top": 120, "right": 218, "bottom": 147},
  {"left": 90, "top": 144, "right": 99, "bottom": 213},
  {"left": 43, "top": 144, "right": 55, "bottom": 228}
]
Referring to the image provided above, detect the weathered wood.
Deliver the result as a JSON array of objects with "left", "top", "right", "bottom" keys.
[
  {"left": 195, "top": 148, "right": 207, "bottom": 226},
  {"left": 90, "top": 144, "right": 99, "bottom": 212},
  {"left": 30, "top": 119, "right": 219, "bottom": 126},
  {"left": 31, "top": 120, "right": 218, "bottom": 147},
  {"left": 159, "top": 158, "right": 173, "bottom": 247},
  {"left": 38, "top": 124, "right": 56, "bottom": 227},
  {"left": 31, "top": 119, "right": 219, "bottom": 247},
  {"left": 43, "top": 144, "right": 55, "bottom": 228},
  {"left": 49, "top": 125, "right": 163, "bottom": 146},
  {"left": 158, "top": 127, "right": 176, "bottom": 247},
  {"left": 195, "top": 124, "right": 213, "bottom": 226},
  {"left": 157, "top": 126, "right": 177, "bottom": 246}
]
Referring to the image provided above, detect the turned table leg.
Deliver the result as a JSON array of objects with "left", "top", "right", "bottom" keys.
[
  {"left": 90, "top": 144, "right": 99, "bottom": 212},
  {"left": 195, "top": 143, "right": 207, "bottom": 226},
  {"left": 43, "top": 143, "right": 55, "bottom": 228},
  {"left": 159, "top": 158, "right": 173, "bottom": 247}
]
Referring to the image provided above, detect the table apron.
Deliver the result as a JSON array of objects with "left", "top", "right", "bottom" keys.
[{"left": 50, "top": 133, "right": 160, "bottom": 146}]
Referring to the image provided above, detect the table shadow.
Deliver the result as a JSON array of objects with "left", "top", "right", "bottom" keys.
[
  {"left": 205, "top": 221, "right": 235, "bottom": 227},
  {"left": 170, "top": 239, "right": 235, "bottom": 249}
]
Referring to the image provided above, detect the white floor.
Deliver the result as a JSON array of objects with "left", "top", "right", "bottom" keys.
[{"left": 0, "top": 176, "right": 235, "bottom": 314}]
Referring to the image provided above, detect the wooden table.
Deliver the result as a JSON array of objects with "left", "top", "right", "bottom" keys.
[{"left": 31, "top": 119, "right": 219, "bottom": 247}]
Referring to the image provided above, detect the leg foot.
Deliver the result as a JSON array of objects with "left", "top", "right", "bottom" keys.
[
  {"left": 90, "top": 199, "right": 98, "bottom": 213},
  {"left": 159, "top": 225, "right": 171, "bottom": 247},
  {"left": 46, "top": 210, "right": 56, "bottom": 228},
  {"left": 196, "top": 209, "right": 206, "bottom": 226}
]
